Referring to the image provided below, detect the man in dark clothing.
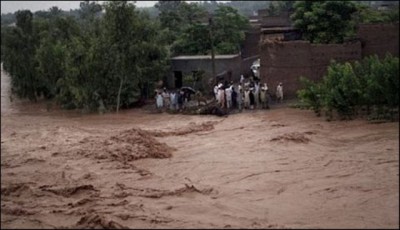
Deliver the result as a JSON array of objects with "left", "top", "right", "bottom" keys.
[
  {"left": 178, "top": 90, "right": 184, "bottom": 110},
  {"left": 249, "top": 89, "right": 255, "bottom": 110},
  {"left": 231, "top": 87, "right": 237, "bottom": 109}
]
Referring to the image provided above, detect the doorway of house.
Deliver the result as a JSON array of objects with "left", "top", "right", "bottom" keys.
[{"left": 174, "top": 71, "right": 183, "bottom": 89}]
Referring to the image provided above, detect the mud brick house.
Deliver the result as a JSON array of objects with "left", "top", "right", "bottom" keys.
[
  {"left": 167, "top": 54, "right": 242, "bottom": 89},
  {"left": 260, "top": 40, "right": 362, "bottom": 99},
  {"left": 259, "top": 23, "right": 399, "bottom": 99},
  {"left": 253, "top": 8, "right": 399, "bottom": 99},
  {"left": 239, "top": 10, "right": 298, "bottom": 79},
  {"left": 240, "top": 24, "right": 261, "bottom": 78},
  {"left": 357, "top": 23, "right": 399, "bottom": 58},
  {"left": 167, "top": 14, "right": 267, "bottom": 89},
  {"left": 259, "top": 11, "right": 292, "bottom": 28},
  {"left": 261, "top": 26, "right": 301, "bottom": 42}
]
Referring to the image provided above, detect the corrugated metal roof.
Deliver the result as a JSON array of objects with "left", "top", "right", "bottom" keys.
[
  {"left": 261, "top": 27, "right": 297, "bottom": 33},
  {"left": 171, "top": 54, "right": 240, "bottom": 60}
]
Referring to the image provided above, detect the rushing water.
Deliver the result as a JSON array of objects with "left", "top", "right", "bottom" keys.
[{"left": 1, "top": 64, "right": 398, "bottom": 229}]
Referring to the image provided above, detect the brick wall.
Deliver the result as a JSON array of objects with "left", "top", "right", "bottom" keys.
[
  {"left": 257, "top": 23, "right": 398, "bottom": 99},
  {"left": 260, "top": 15, "right": 291, "bottom": 28},
  {"left": 260, "top": 12, "right": 291, "bottom": 28},
  {"left": 356, "top": 23, "right": 399, "bottom": 58},
  {"left": 260, "top": 40, "right": 362, "bottom": 99},
  {"left": 241, "top": 29, "right": 261, "bottom": 58}
]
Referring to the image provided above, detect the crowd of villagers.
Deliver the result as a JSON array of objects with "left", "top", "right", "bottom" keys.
[{"left": 154, "top": 75, "right": 284, "bottom": 113}]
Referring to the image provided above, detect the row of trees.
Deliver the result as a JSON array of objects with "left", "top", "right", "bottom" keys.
[
  {"left": 1, "top": 1, "right": 270, "bottom": 25},
  {"left": 2, "top": 1, "right": 169, "bottom": 112},
  {"left": 297, "top": 54, "right": 399, "bottom": 121},
  {"left": 1, "top": 1, "right": 250, "bottom": 112}
]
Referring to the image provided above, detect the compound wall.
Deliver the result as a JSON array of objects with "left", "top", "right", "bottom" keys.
[
  {"left": 260, "top": 40, "right": 362, "bottom": 98},
  {"left": 258, "top": 23, "right": 398, "bottom": 99},
  {"left": 357, "top": 23, "right": 399, "bottom": 58},
  {"left": 241, "top": 28, "right": 261, "bottom": 58}
]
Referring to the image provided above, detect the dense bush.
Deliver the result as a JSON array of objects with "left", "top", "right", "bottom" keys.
[
  {"left": 297, "top": 77, "right": 323, "bottom": 116},
  {"left": 2, "top": 2, "right": 169, "bottom": 113},
  {"left": 297, "top": 54, "right": 399, "bottom": 121}
]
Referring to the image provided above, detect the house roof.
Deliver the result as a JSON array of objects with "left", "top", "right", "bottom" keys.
[
  {"left": 261, "top": 27, "right": 298, "bottom": 34},
  {"left": 171, "top": 54, "right": 240, "bottom": 60}
]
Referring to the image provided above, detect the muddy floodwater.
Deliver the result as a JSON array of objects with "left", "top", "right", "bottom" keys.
[{"left": 1, "top": 65, "right": 399, "bottom": 229}]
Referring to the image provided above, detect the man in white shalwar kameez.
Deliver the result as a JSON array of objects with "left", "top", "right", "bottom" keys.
[{"left": 276, "top": 82, "right": 283, "bottom": 103}]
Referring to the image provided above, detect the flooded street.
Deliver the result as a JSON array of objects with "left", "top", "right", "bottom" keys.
[{"left": 1, "top": 64, "right": 399, "bottom": 229}]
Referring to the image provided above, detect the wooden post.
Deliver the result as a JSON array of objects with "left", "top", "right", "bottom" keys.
[{"left": 209, "top": 16, "right": 216, "bottom": 85}]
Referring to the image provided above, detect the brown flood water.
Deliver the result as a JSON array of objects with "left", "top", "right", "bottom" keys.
[{"left": 1, "top": 64, "right": 399, "bottom": 229}]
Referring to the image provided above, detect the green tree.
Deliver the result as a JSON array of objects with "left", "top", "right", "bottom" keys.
[
  {"left": 297, "top": 55, "right": 399, "bottom": 121},
  {"left": 297, "top": 77, "right": 323, "bottom": 116},
  {"left": 172, "top": 23, "right": 210, "bottom": 55},
  {"left": 171, "top": 4, "right": 249, "bottom": 55},
  {"left": 352, "top": 2, "right": 399, "bottom": 23},
  {"left": 3, "top": 10, "right": 39, "bottom": 101},
  {"left": 79, "top": 0, "right": 103, "bottom": 20},
  {"left": 266, "top": 1, "right": 294, "bottom": 16},
  {"left": 3, "top": 1, "right": 169, "bottom": 113},
  {"left": 88, "top": 1, "right": 169, "bottom": 112},
  {"left": 322, "top": 61, "right": 362, "bottom": 119},
  {"left": 179, "top": 2, "right": 208, "bottom": 24},
  {"left": 291, "top": 1, "right": 357, "bottom": 44},
  {"left": 35, "top": 35, "right": 67, "bottom": 98},
  {"left": 155, "top": 0, "right": 185, "bottom": 44},
  {"left": 213, "top": 5, "right": 249, "bottom": 54},
  {"left": 34, "top": 15, "right": 80, "bottom": 99}
]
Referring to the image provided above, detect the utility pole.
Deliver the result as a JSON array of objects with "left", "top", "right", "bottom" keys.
[{"left": 209, "top": 16, "right": 216, "bottom": 85}]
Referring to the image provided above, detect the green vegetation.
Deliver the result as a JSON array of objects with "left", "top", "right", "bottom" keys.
[
  {"left": 291, "top": 1, "right": 399, "bottom": 44},
  {"left": 352, "top": 2, "right": 399, "bottom": 24},
  {"left": 198, "top": 1, "right": 270, "bottom": 17},
  {"left": 2, "top": 1, "right": 169, "bottom": 112},
  {"left": 265, "top": 1, "right": 295, "bottom": 16},
  {"left": 291, "top": 1, "right": 358, "bottom": 44},
  {"left": 156, "top": 1, "right": 249, "bottom": 55},
  {"left": 297, "top": 54, "right": 399, "bottom": 121}
]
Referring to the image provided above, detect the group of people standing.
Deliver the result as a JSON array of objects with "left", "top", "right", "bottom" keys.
[
  {"left": 213, "top": 75, "right": 284, "bottom": 112},
  {"left": 155, "top": 75, "right": 284, "bottom": 113},
  {"left": 155, "top": 88, "right": 190, "bottom": 111}
]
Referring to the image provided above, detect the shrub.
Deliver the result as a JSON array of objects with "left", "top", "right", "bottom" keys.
[{"left": 297, "top": 54, "right": 399, "bottom": 121}]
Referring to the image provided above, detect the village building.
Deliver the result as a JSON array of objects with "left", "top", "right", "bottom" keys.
[
  {"left": 167, "top": 5, "right": 398, "bottom": 99},
  {"left": 167, "top": 54, "right": 242, "bottom": 89}
]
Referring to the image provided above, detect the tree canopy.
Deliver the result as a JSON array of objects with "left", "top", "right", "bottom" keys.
[
  {"left": 157, "top": 1, "right": 250, "bottom": 56},
  {"left": 2, "top": 1, "right": 169, "bottom": 113},
  {"left": 291, "top": 1, "right": 358, "bottom": 44},
  {"left": 352, "top": 2, "right": 399, "bottom": 24}
]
